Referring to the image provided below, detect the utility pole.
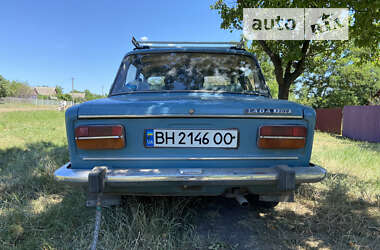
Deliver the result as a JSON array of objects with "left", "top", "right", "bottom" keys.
[{"left": 72, "top": 77, "right": 74, "bottom": 93}]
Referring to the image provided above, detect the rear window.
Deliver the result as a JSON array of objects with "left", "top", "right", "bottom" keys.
[{"left": 110, "top": 52, "right": 269, "bottom": 96}]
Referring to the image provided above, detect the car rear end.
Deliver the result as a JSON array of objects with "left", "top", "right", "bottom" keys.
[
  {"left": 54, "top": 46, "right": 326, "bottom": 205},
  {"left": 56, "top": 97, "right": 325, "bottom": 200}
]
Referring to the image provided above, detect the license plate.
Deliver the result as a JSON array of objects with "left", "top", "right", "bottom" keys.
[{"left": 145, "top": 129, "right": 239, "bottom": 148}]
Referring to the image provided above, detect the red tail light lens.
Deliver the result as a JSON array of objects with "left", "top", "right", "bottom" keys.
[
  {"left": 258, "top": 126, "right": 307, "bottom": 149},
  {"left": 75, "top": 125, "right": 125, "bottom": 150}
]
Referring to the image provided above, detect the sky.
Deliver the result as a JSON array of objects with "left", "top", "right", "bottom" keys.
[{"left": 0, "top": 0, "right": 241, "bottom": 95}]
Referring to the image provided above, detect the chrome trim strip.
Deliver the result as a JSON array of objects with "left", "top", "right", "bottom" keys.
[
  {"left": 259, "top": 136, "right": 305, "bottom": 139},
  {"left": 54, "top": 162, "right": 327, "bottom": 184},
  {"left": 75, "top": 136, "right": 121, "bottom": 140},
  {"left": 179, "top": 168, "right": 203, "bottom": 174},
  {"left": 78, "top": 114, "right": 303, "bottom": 119},
  {"left": 81, "top": 156, "right": 299, "bottom": 161}
]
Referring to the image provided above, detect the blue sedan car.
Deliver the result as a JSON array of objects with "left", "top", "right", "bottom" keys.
[{"left": 54, "top": 39, "right": 326, "bottom": 208}]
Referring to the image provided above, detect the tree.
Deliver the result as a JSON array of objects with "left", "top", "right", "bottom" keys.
[
  {"left": 211, "top": 0, "right": 379, "bottom": 99},
  {"left": 84, "top": 89, "right": 95, "bottom": 100},
  {"left": 8, "top": 81, "right": 33, "bottom": 98},
  {"left": 294, "top": 46, "right": 380, "bottom": 108},
  {"left": 55, "top": 85, "right": 63, "bottom": 96},
  {"left": 55, "top": 85, "right": 66, "bottom": 100},
  {"left": 0, "top": 75, "right": 10, "bottom": 98},
  {"left": 84, "top": 89, "right": 106, "bottom": 101}
]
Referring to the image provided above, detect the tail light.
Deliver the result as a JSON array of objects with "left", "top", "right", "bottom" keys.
[
  {"left": 258, "top": 126, "right": 306, "bottom": 149},
  {"left": 75, "top": 125, "right": 125, "bottom": 150}
]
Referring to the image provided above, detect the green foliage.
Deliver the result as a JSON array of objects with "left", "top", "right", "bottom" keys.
[
  {"left": 8, "top": 80, "right": 34, "bottom": 98},
  {"left": 212, "top": 0, "right": 379, "bottom": 55},
  {"left": 54, "top": 85, "right": 73, "bottom": 101},
  {"left": 257, "top": 54, "right": 278, "bottom": 98},
  {"left": 0, "top": 75, "right": 10, "bottom": 98},
  {"left": 59, "top": 93, "right": 73, "bottom": 101},
  {"left": 55, "top": 85, "right": 63, "bottom": 96},
  {"left": 211, "top": 0, "right": 379, "bottom": 99},
  {"left": 0, "top": 76, "right": 105, "bottom": 101},
  {"left": 0, "top": 75, "right": 34, "bottom": 98},
  {"left": 84, "top": 89, "right": 106, "bottom": 101},
  {"left": 371, "top": 96, "right": 380, "bottom": 105},
  {"left": 295, "top": 46, "right": 380, "bottom": 108},
  {"left": 37, "top": 95, "right": 50, "bottom": 100}
]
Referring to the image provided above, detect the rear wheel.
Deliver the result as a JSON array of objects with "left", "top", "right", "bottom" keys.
[{"left": 246, "top": 194, "right": 279, "bottom": 209}]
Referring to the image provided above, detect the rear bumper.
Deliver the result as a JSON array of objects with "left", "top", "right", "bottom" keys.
[{"left": 54, "top": 162, "right": 326, "bottom": 186}]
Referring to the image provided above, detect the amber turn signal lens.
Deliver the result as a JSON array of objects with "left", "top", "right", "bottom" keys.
[
  {"left": 75, "top": 125, "right": 125, "bottom": 150},
  {"left": 76, "top": 138, "right": 125, "bottom": 150},
  {"left": 258, "top": 126, "right": 307, "bottom": 149},
  {"left": 258, "top": 138, "right": 306, "bottom": 149}
]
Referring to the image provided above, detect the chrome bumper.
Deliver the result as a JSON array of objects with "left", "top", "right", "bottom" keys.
[{"left": 54, "top": 162, "right": 326, "bottom": 185}]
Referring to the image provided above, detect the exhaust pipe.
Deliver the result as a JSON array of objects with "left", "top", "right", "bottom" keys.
[
  {"left": 235, "top": 194, "right": 249, "bottom": 207},
  {"left": 225, "top": 191, "right": 249, "bottom": 207}
]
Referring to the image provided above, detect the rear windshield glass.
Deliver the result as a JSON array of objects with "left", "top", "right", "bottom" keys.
[{"left": 110, "top": 52, "right": 269, "bottom": 96}]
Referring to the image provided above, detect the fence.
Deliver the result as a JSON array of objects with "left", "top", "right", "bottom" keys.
[
  {"left": 342, "top": 105, "right": 380, "bottom": 143},
  {"left": 315, "top": 108, "right": 343, "bottom": 134},
  {"left": 1, "top": 97, "right": 74, "bottom": 106}
]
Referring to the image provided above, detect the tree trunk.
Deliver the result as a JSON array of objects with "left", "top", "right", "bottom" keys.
[
  {"left": 257, "top": 40, "right": 310, "bottom": 101},
  {"left": 278, "top": 82, "right": 290, "bottom": 100}
]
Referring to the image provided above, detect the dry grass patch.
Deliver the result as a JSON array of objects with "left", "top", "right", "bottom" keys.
[
  {"left": 256, "top": 132, "right": 380, "bottom": 249},
  {"left": 0, "top": 103, "right": 58, "bottom": 113}
]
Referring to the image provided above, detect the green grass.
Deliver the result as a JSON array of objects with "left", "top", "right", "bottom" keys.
[
  {"left": 269, "top": 133, "right": 380, "bottom": 249},
  {"left": 0, "top": 110, "right": 379, "bottom": 249},
  {"left": 0, "top": 103, "right": 58, "bottom": 112},
  {"left": 0, "top": 111, "right": 200, "bottom": 249}
]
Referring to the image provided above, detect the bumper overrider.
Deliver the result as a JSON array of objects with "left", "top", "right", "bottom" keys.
[{"left": 54, "top": 163, "right": 326, "bottom": 188}]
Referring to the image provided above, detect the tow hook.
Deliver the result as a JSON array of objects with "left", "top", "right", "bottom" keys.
[{"left": 88, "top": 166, "right": 107, "bottom": 250}]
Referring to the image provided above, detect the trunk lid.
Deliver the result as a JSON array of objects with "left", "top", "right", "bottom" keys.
[
  {"left": 77, "top": 92, "right": 304, "bottom": 118},
  {"left": 69, "top": 93, "right": 313, "bottom": 170}
]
